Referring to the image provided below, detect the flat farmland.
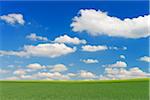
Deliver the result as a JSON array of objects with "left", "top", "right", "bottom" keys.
[{"left": 0, "top": 79, "right": 149, "bottom": 100}]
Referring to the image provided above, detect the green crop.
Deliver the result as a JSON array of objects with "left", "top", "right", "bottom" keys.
[{"left": 0, "top": 78, "right": 149, "bottom": 100}]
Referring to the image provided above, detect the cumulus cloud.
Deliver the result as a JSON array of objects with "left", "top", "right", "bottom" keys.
[
  {"left": 81, "top": 59, "right": 99, "bottom": 64},
  {"left": 67, "top": 73, "right": 77, "bottom": 77},
  {"left": 5, "top": 76, "right": 19, "bottom": 80},
  {"left": 3, "top": 69, "right": 97, "bottom": 80},
  {"left": 0, "top": 43, "right": 76, "bottom": 58},
  {"left": 27, "top": 63, "right": 46, "bottom": 70},
  {"left": 50, "top": 64, "right": 68, "bottom": 72},
  {"left": 109, "top": 46, "right": 127, "bottom": 50},
  {"left": 79, "top": 70, "right": 96, "bottom": 79},
  {"left": 19, "top": 75, "right": 33, "bottom": 79},
  {"left": 129, "top": 67, "right": 148, "bottom": 76},
  {"left": 105, "top": 61, "right": 127, "bottom": 68},
  {"left": 122, "top": 47, "right": 127, "bottom": 50},
  {"left": 36, "top": 72, "right": 70, "bottom": 80},
  {"left": 2, "top": 63, "right": 70, "bottom": 80},
  {"left": 2, "top": 61, "right": 149, "bottom": 80},
  {"left": 120, "top": 55, "right": 126, "bottom": 59},
  {"left": 26, "top": 33, "right": 48, "bottom": 41},
  {"left": 0, "top": 69, "right": 9, "bottom": 74},
  {"left": 139, "top": 56, "right": 150, "bottom": 62},
  {"left": 0, "top": 13, "right": 25, "bottom": 25},
  {"left": 54, "top": 35, "right": 86, "bottom": 45},
  {"left": 71, "top": 9, "right": 150, "bottom": 38},
  {"left": 100, "top": 60, "right": 149, "bottom": 80},
  {"left": 82, "top": 45, "right": 108, "bottom": 52},
  {"left": 81, "top": 45, "right": 127, "bottom": 52},
  {"left": 100, "top": 67, "right": 150, "bottom": 80},
  {"left": 3, "top": 74, "right": 33, "bottom": 80},
  {"left": 13, "top": 69, "right": 26, "bottom": 75}
]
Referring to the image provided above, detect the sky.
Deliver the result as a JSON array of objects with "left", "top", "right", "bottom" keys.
[{"left": 0, "top": 1, "right": 149, "bottom": 80}]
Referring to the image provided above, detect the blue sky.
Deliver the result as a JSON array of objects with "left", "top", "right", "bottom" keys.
[{"left": 0, "top": 1, "right": 149, "bottom": 80}]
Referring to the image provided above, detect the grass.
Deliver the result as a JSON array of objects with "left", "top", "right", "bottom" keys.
[{"left": 0, "top": 78, "right": 149, "bottom": 100}]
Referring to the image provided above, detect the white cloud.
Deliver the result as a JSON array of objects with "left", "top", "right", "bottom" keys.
[
  {"left": 104, "top": 67, "right": 119, "bottom": 75},
  {"left": 102, "top": 67, "right": 150, "bottom": 80},
  {"left": 54, "top": 35, "right": 86, "bottom": 45},
  {"left": 139, "top": 56, "right": 150, "bottom": 62},
  {"left": 122, "top": 47, "right": 127, "bottom": 50},
  {"left": 0, "top": 50, "right": 28, "bottom": 57},
  {"left": 0, "top": 13, "right": 25, "bottom": 25},
  {"left": 4, "top": 71, "right": 70, "bottom": 80},
  {"left": 68, "top": 63, "right": 74, "bottom": 67},
  {"left": 0, "top": 43, "right": 76, "bottom": 58},
  {"left": 67, "top": 73, "right": 77, "bottom": 77},
  {"left": 4, "top": 63, "right": 70, "bottom": 80},
  {"left": 129, "top": 67, "right": 148, "bottom": 76},
  {"left": 120, "top": 55, "right": 125, "bottom": 59},
  {"left": 5, "top": 76, "right": 19, "bottom": 80},
  {"left": 100, "top": 60, "right": 150, "bottom": 80},
  {"left": 81, "top": 59, "right": 99, "bottom": 64},
  {"left": 71, "top": 9, "right": 150, "bottom": 38},
  {"left": 35, "top": 72, "right": 51, "bottom": 78},
  {"left": 7, "top": 65, "right": 15, "bottom": 68},
  {"left": 2, "top": 66, "right": 149, "bottom": 80},
  {"left": 109, "top": 46, "right": 119, "bottom": 50},
  {"left": 0, "top": 69, "right": 9, "bottom": 74},
  {"left": 26, "top": 33, "right": 48, "bottom": 41},
  {"left": 27, "top": 63, "right": 46, "bottom": 70},
  {"left": 13, "top": 69, "right": 26, "bottom": 75},
  {"left": 19, "top": 75, "right": 33, "bottom": 79},
  {"left": 2, "top": 61, "right": 149, "bottom": 80},
  {"left": 106, "top": 61, "right": 127, "bottom": 68},
  {"left": 82, "top": 45, "right": 108, "bottom": 52},
  {"left": 81, "top": 45, "right": 126, "bottom": 52},
  {"left": 36, "top": 72, "right": 70, "bottom": 80},
  {"left": 79, "top": 70, "right": 96, "bottom": 79},
  {"left": 26, "top": 63, "right": 68, "bottom": 72},
  {"left": 109, "top": 46, "right": 127, "bottom": 50},
  {"left": 50, "top": 64, "right": 68, "bottom": 72}
]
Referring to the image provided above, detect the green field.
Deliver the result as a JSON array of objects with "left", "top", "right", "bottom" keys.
[{"left": 0, "top": 79, "right": 149, "bottom": 100}]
